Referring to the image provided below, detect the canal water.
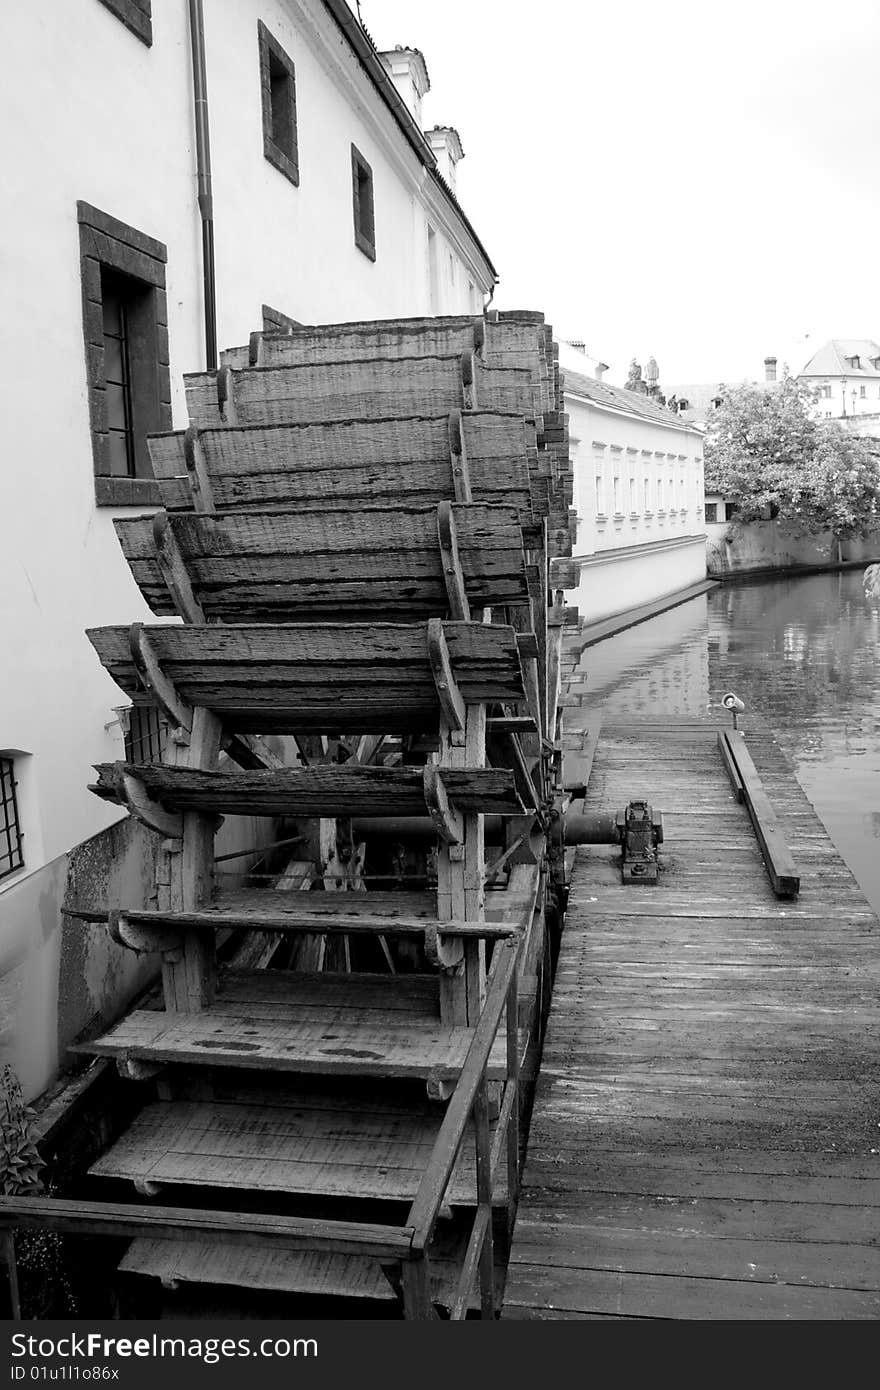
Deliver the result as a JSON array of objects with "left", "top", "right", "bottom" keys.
[{"left": 567, "top": 568, "right": 880, "bottom": 914}]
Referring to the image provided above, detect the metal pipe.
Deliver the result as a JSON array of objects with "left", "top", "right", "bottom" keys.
[
  {"left": 563, "top": 810, "right": 619, "bottom": 846},
  {"left": 187, "top": 0, "right": 217, "bottom": 369},
  {"left": 214, "top": 833, "right": 305, "bottom": 865},
  {"left": 351, "top": 815, "right": 504, "bottom": 842}
]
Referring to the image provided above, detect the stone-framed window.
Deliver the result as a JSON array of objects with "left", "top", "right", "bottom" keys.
[
  {"left": 0, "top": 756, "right": 24, "bottom": 883},
  {"left": 262, "top": 304, "right": 301, "bottom": 334},
  {"left": 97, "top": 0, "right": 152, "bottom": 47},
  {"left": 77, "top": 202, "right": 170, "bottom": 506},
  {"left": 258, "top": 22, "right": 299, "bottom": 186},
  {"left": 351, "top": 145, "right": 376, "bottom": 261}
]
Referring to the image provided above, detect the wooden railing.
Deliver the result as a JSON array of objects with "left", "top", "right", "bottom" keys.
[
  {"left": 0, "top": 935, "right": 522, "bottom": 1321},
  {"left": 400, "top": 935, "right": 521, "bottom": 1319}
]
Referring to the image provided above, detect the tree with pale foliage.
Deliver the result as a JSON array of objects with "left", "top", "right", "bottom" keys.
[{"left": 704, "top": 376, "right": 880, "bottom": 541}]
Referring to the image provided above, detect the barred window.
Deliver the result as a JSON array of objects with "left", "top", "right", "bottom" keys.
[
  {"left": 0, "top": 758, "right": 24, "bottom": 882},
  {"left": 124, "top": 705, "right": 168, "bottom": 765}
]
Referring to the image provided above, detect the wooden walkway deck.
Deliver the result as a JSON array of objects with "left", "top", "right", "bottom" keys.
[{"left": 503, "top": 719, "right": 880, "bottom": 1319}]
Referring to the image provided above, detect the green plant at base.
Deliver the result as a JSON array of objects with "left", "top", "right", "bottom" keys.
[{"left": 1, "top": 1064, "right": 77, "bottom": 1317}]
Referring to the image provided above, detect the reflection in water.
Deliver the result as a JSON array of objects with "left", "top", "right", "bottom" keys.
[{"left": 569, "top": 570, "right": 880, "bottom": 913}]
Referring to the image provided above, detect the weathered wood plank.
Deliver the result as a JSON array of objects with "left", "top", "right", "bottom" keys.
[
  {"left": 504, "top": 719, "right": 880, "bottom": 1320},
  {"left": 86, "top": 621, "right": 526, "bottom": 731},
  {"left": 184, "top": 356, "right": 538, "bottom": 429},
  {"left": 91, "top": 1097, "right": 504, "bottom": 1205},
  {"left": 724, "top": 730, "right": 800, "bottom": 897},
  {"left": 90, "top": 762, "right": 526, "bottom": 817},
  {"left": 115, "top": 504, "right": 530, "bottom": 622},
  {"left": 73, "top": 970, "right": 512, "bottom": 1081},
  {"left": 148, "top": 413, "right": 537, "bottom": 519}
]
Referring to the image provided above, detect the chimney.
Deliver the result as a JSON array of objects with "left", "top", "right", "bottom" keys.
[
  {"left": 425, "top": 125, "right": 464, "bottom": 193},
  {"left": 764, "top": 355, "right": 777, "bottom": 383},
  {"left": 595, "top": 362, "right": 609, "bottom": 382},
  {"left": 378, "top": 47, "right": 430, "bottom": 126}
]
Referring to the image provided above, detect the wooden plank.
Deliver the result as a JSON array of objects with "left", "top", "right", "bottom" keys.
[
  {"left": 121, "top": 1238, "right": 397, "bottom": 1301},
  {"left": 73, "top": 897, "right": 520, "bottom": 940},
  {"left": 0, "top": 1196, "right": 411, "bottom": 1260},
  {"left": 503, "top": 717, "right": 880, "bottom": 1321},
  {"left": 725, "top": 731, "right": 800, "bottom": 896},
  {"left": 408, "top": 939, "right": 518, "bottom": 1241},
  {"left": 72, "top": 970, "right": 513, "bottom": 1081},
  {"left": 115, "top": 504, "right": 530, "bottom": 622},
  {"left": 504, "top": 1265, "right": 879, "bottom": 1320},
  {"left": 184, "top": 356, "right": 537, "bottom": 428},
  {"left": 90, "top": 762, "right": 526, "bottom": 817},
  {"left": 148, "top": 413, "right": 535, "bottom": 519},
  {"left": 90, "top": 1097, "right": 504, "bottom": 1206},
  {"left": 717, "top": 730, "right": 744, "bottom": 802},
  {"left": 86, "top": 621, "right": 527, "bottom": 732}
]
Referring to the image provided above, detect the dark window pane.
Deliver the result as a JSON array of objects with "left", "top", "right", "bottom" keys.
[
  {"left": 104, "top": 334, "right": 124, "bottom": 382},
  {"left": 106, "top": 383, "right": 129, "bottom": 431},
  {"left": 107, "top": 430, "right": 131, "bottom": 477},
  {"left": 270, "top": 66, "right": 293, "bottom": 153},
  {"left": 102, "top": 291, "right": 123, "bottom": 335}
]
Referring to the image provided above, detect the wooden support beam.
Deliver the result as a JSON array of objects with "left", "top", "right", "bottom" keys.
[
  {"left": 107, "top": 909, "right": 182, "bottom": 962},
  {"left": 515, "top": 632, "right": 540, "bottom": 661},
  {"left": 183, "top": 425, "right": 216, "bottom": 513},
  {"left": 717, "top": 730, "right": 744, "bottom": 803},
  {"left": 496, "top": 731, "right": 541, "bottom": 814},
  {"left": 156, "top": 706, "right": 222, "bottom": 1013},
  {"left": 724, "top": 730, "right": 800, "bottom": 897},
  {"left": 422, "top": 765, "right": 464, "bottom": 845},
  {"left": 487, "top": 716, "right": 538, "bottom": 736},
  {"left": 215, "top": 366, "right": 237, "bottom": 426},
  {"left": 562, "top": 717, "right": 602, "bottom": 795},
  {"left": 434, "top": 701, "right": 488, "bottom": 1034},
  {"left": 426, "top": 619, "right": 466, "bottom": 732},
  {"left": 69, "top": 903, "right": 515, "bottom": 943},
  {"left": 447, "top": 410, "right": 472, "bottom": 502},
  {"left": 0, "top": 1230, "right": 20, "bottom": 1320},
  {"left": 129, "top": 623, "right": 192, "bottom": 735},
  {"left": 436, "top": 501, "right": 470, "bottom": 621},
  {"left": 121, "top": 772, "right": 183, "bottom": 838},
  {"left": 0, "top": 1196, "right": 412, "bottom": 1262},
  {"left": 152, "top": 511, "right": 205, "bottom": 624},
  {"left": 473, "top": 1077, "right": 496, "bottom": 1318},
  {"left": 549, "top": 557, "right": 580, "bottom": 590},
  {"left": 222, "top": 732, "right": 288, "bottom": 772},
  {"left": 460, "top": 350, "right": 476, "bottom": 411}
]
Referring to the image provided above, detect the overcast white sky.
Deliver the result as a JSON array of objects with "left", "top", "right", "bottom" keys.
[{"left": 361, "top": 0, "right": 880, "bottom": 387}]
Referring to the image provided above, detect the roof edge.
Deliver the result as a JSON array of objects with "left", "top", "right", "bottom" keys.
[{"left": 321, "top": 0, "right": 499, "bottom": 280}]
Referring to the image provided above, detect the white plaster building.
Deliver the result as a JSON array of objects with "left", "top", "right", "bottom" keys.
[
  {"left": 561, "top": 350, "right": 707, "bottom": 626},
  {"left": 798, "top": 339, "right": 880, "bottom": 424},
  {"left": 0, "top": 0, "right": 496, "bottom": 1098}
]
